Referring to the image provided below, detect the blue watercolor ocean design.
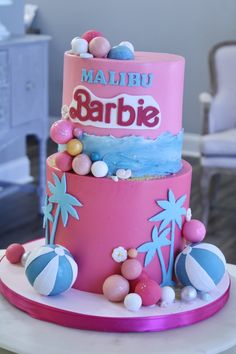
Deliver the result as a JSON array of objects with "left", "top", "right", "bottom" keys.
[{"left": 81, "top": 130, "right": 183, "bottom": 177}]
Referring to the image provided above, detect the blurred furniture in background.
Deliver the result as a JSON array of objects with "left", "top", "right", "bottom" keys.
[
  {"left": 199, "top": 41, "right": 236, "bottom": 226},
  {"left": 0, "top": 35, "right": 50, "bottom": 212}
]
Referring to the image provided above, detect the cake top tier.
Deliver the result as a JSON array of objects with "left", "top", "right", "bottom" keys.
[{"left": 63, "top": 50, "right": 185, "bottom": 139}]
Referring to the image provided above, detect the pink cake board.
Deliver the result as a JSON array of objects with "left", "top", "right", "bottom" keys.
[{"left": 0, "top": 239, "right": 230, "bottom": 333}]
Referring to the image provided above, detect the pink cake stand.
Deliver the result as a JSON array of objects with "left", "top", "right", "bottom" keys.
[{"left": 0, "top": 239, "right": 230, "bottom": 333}]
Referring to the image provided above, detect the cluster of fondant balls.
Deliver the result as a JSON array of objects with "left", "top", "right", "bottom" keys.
[
  {"left": 50, "top": 119, "right": 108, "bottom": 177},
  {"left": 102, "top": 247, "right": 177, "bottom": 311},
  {"left": 5, "top": 243, "right": 30, "bottom": 266},
  {"left": 70, "top": 29, "right": 134, "bottom": 60}
]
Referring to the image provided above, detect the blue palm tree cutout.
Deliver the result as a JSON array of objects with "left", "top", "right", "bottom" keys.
[
  {"left": 137, "top": 226, "right": 171, "bottom": 285},
  {"left": 42, "top": 195, "right": 53, "bottom": 245},
  {"left": 48, "top": 173, "right": 83, "bottom": 245},
  {"left": 149, "top": 189, "right": 186, "bottom": 285}
]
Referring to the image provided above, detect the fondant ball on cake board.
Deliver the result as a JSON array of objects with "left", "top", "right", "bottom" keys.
[
  {"left": 102, "top": 274, "right": 129, "bottom": 302},
  {"left": 124, "top": 293, "right": 142, "bottom": 311},
  {"left": 6, "top": 243, "right": 25, "bottom": 264},
  {"left": 175, "top": 243, "right": 226, "bottom": 292},
  {"left": 135, "top": 279, "right": 161, "bottom": 306},
  {"left": 25, "top": 245, "right": 78, "bottom": 296}
]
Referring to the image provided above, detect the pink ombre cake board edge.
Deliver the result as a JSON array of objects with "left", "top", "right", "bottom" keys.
[{"left": 0, "top": 239, "right": 230, "bottom": 333}]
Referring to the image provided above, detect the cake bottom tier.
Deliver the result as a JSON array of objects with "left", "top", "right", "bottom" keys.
[{"left": 46, "top": 157, "right": 192, "bottom": 293}]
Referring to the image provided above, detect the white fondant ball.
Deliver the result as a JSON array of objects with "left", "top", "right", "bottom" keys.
[
  {"left": 21, "top": 251, "right": 31, "bottom": 267},
  {"left": 160, "top": 286, "right": 175, "bottom": 304},
  {"left": 119, "top": 41, "right": 134, "bottom": 53},
  {"left": 91, "top": 161, "right": 108, "bottom": 178},
  {"left": 80, "top": 52, "right": 93, "bottom": 59},
  {"left": 124, "top": 293, "right": 142, "bottom": 311},
  {"left": 71, "top": 37, "right": 88, "bottom": 54},
  {"left": 181, "top": 286, "right": 197, "bottom": 302}
]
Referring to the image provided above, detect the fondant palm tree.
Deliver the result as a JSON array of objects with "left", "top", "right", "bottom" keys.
[
  {"left": 149, "top": 189, "right": 186, "bottom": 285},
  {"left": 137, "top": 226, "right": 171, "bottom": 285},
  {"left": 48, "top": 173, "right": 82, "bottom": 245},
  {"left": 42, "top": 195, "right": 53, "bottom": 244}
]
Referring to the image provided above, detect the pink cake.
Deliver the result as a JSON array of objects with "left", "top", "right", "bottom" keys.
[
  {"left": 0, "top": 32, "right": 229, "bottom": 331},
  {"left": 45, "top": 36, "right": 193, "bottom": 294}
]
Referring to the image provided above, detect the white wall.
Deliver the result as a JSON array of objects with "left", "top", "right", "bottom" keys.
[{"left": 31, "top": 0, "right": 236, "bottom": 134}]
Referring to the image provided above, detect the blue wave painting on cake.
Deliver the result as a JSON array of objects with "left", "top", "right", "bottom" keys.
[{"left": 81, "top": 130, "right": 183, "bottom": 177}]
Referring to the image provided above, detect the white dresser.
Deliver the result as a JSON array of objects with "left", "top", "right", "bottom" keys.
[{"left": 0, "top": 34, "right": 51, "bottom": 210}]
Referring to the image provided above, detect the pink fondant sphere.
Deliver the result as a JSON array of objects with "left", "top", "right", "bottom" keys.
[
  {"left": 50, "top": 120, "right": 73, "bottom": 144},
  {"left": 103, "top": 274, "right": 130, "bottom": 302},
  {"left": 72, "top": 154, "right": 92, "bottom": 175},
  {"left": 73, "top": 127, "right": 83, "bottom": 139},
  {"left": 121, "top": 259, "right": 142, "bottom": 280},
  {"left": 127, "top": 248, "right": 138, "bottom": 259},
  {"left": 6, "top": 243, "right": 25, "bottom": 264},
  {"left": 82, "top": 29, "right": 103, "bottom": 43},
  {"left": 182, "top": 219, "right": 206, "bottom": 243},
  {"left": 135, "top": 279, "right": 161, "bottom": 306},
  {"left": 129, "top": 270, "right": 149, "bottom": 292},
  {"left": 55, "top": 152, "right": 73, "bottom": 172},
  {"left": 89, "top": 37, "right": 111, "bottom": 58}
]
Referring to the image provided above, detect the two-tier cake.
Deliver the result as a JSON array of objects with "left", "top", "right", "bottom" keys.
[{"left": 0, "top": 30, "right": 229, "bottom": 332}]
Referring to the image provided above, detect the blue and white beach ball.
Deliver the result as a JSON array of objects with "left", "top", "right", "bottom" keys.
[
  {"left": 175, "top": 243, "right": 226, "bottom": 292},
  {"left": 25, "top": 245, "right": 78, "bottom": 296}
]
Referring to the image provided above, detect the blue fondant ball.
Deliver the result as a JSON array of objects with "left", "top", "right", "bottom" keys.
[
  {"left": 90, "top": 152, "right": 101, "bottom": 162},
  {"left": 25, "top": 245, "right": 78, "bottom": 296},
  {"left": 108, "top": 45, "right": 134, "bottom": 60},
  {"left": 175, "top": 243, "right": 226, "bottom": 292}
]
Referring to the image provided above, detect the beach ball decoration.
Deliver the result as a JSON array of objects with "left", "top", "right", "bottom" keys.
[
  {"left": 175, "top": 243, "right": 226, "bottom": 292},
  {"left": 25, "top": 245, "right": 78, "bottom": 296}
]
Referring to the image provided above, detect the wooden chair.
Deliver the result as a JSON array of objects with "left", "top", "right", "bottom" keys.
[{"left": 199, "top": 41, "right": 236, "bottom": 226}]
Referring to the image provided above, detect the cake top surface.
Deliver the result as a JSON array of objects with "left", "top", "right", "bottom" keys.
[{"left": 66, "top": 50, "right": 184, "bottom": 63}]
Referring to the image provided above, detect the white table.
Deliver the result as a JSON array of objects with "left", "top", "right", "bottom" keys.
[{"left": 0, "top": 249, "right": 236, "bottom": 354}]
